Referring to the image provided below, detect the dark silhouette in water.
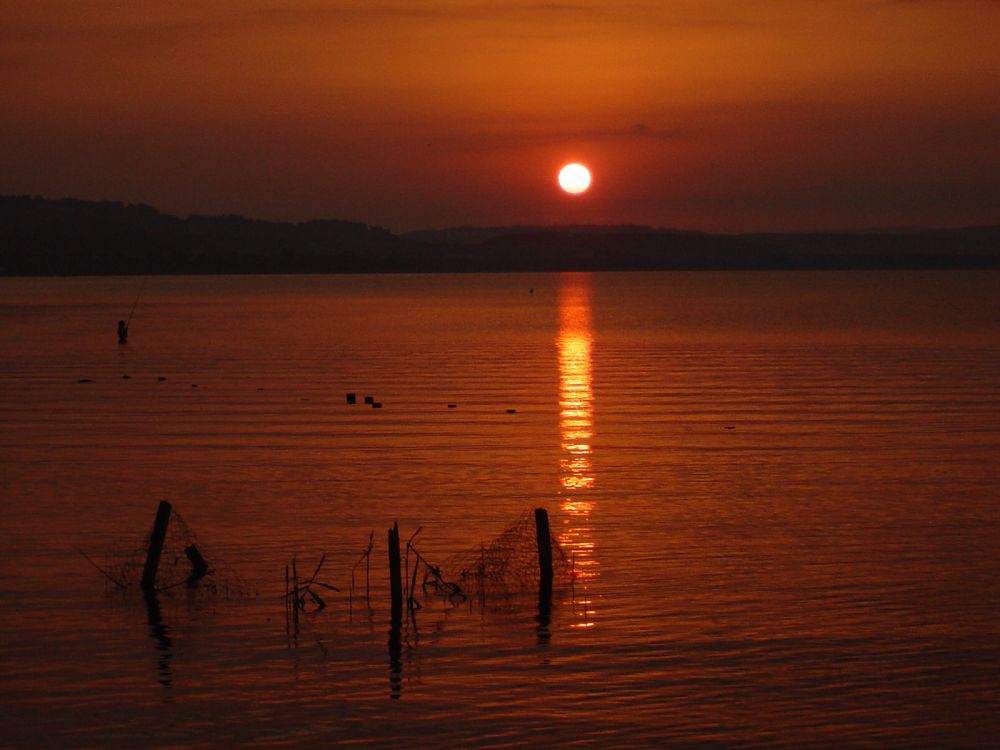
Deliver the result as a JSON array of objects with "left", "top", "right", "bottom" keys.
[
  {"left": 387, "top": 523, "right": 403, "bottom": 699},
  {"left": 534, "top": 508, "right": 554, "bottom": 633},
  {"left": 117, "top": 320, "right": 128, "bottom": 343},
  {"left": 388, "top": 620, "right": 402, "bottom": 700},
  {"left": 143, "top": 589, "right": 173, "bottom": 689}
]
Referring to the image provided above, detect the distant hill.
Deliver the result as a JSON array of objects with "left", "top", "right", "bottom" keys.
[
  {"left": 1, "top": 195, "right": 998, "bottom": 275},
  {"left": 403, "top": 224, "right": 660, "bottom": 245},
  {"left": 0, "top": 196, "right": 407, "bottom": 276}
]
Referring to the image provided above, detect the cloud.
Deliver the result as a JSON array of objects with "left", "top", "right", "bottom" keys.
[{"left": 259, "top": 1, "right": 756, "bottom": 30}]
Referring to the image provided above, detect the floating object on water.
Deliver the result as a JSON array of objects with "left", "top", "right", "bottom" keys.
[
  {"left": 506, "top": 408, "right": 517, "bottom": 414},
  {"left": 157, "top": 376, "right": 166, "bottom": 381},
  {"left": 372, "top": 402, "right": 383, "bottom": 408},
  {"left": 184, "top": 544, "right": 209, "bottom": 582},
  {"left": 724, "top": 425, "right": 735, "bottom": 430},
  {"left": 122, "top": 374, "right": 130, "bottom": 380},
  {"left": 447, "top": 403, "right": 457, "bottom": 409},
  {"left": 364, "top": 395, "right": 375, "bottom": 404},
  {"left": 77, "top": 378, "right": 92, "bottom": 383},
  {"left": 191, "top": 384, "right": 198, "bottom": 388},
  {"left": 346, "top": 392, "right": 357, "bottom": 405}
]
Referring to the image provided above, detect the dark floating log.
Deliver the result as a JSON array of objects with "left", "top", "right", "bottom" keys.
[
  {"left": 364, "top": 396, "right": 375, "bottom": 404},
  {"left": 447, "top": 404, "right": 457, "bottom": 409},
  {"left": 346, "top": 392, "right": 357, "bottom": 405},
  {"left": 122, "top": 374, "right": 130, "bottom": 379},
  {"left": 191, "top": 384, "right": 198, "bottom": 388},
  {"left": 141, "top": 501, "right": 173, "bottom": 591},
  {"left": 372, "top": 402, "right": 383, "bottom": 408},
  {"left": 506, "top": 408, "right": 517, "bottom": 414},
  {"left": 157, "top": 376, "right": 166, "bottom": 381},
  {"left": 77, "top": 378, "right": 92, "bottom": 383}
]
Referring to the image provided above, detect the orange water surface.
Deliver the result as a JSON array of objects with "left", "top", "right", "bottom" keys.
[{"left": 1, "top": 270, "right": 999, "bottom": 748}]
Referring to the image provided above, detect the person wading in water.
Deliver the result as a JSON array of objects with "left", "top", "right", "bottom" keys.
[{"left": 119, "top": 278, "right": 145, "bottom": 344}]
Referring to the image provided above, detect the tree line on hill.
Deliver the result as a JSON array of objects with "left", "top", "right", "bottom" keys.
[{"left": 1, "top": 195, "right": 997, "bottom": 276}]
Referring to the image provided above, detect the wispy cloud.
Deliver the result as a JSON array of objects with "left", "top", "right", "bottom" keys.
[{"left": 259, "top": 1, "right": 756, "bottom": 30}]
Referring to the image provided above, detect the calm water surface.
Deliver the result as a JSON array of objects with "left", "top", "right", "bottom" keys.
[{"left": 1, "top": 271, "right": 999, "bottom": 748}]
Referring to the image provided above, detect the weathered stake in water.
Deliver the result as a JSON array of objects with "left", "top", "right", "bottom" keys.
[
  {"left": 534, "top": 508, "right": 553, "bottom": 626},
  {"left": 141, "top": 501, "right": 173, "bottom": 591},
  {"left": 387, "top": 522, "right": 404, "bottom": 699},
  {"left": 388, "top": 522, "right": 403, "bottom": 623}
]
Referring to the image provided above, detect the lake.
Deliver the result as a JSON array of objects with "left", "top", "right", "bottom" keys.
[{"left": 1, "top": 271, "right": 999, "bottom": 748}]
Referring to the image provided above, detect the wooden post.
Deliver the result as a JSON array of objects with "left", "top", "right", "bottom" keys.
[
  {"left": 387, "top": 526, "right": 404, "bottom": 699},
  {"left": 534, "top": 507, "right": 553, "bottom": 626},
  {"left": 534, "top": 508, "right": 554, "bottom": 586},
  {"left": 141, "top": 501, "right": 172, "bottom": 591},
  {"left": 388, "top": 522, "right": 403, "bottom": 624}
]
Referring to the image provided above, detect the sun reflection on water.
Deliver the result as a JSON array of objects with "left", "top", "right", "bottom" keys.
[{"left": 557, "top": 273, "right": 598, "bottom": 627}]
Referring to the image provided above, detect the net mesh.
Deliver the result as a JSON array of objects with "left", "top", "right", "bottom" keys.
[
  {"left": 441, "top": 510, "right": 572, "bottom": 597},
  {"left": 97, "top": 507, "right": 253, "bottom": 598},
  {"left": 89, "top": 508, "right": 563, "bottom": 604}
]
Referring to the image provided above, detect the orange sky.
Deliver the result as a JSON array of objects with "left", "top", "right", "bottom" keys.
[{"left": 1, "top": 1, "right": 997, "bottom": 232}]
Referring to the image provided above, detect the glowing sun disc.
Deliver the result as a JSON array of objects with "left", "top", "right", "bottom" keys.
[{"left": 558, "top": 163, "right": 592, "bottom": 194}]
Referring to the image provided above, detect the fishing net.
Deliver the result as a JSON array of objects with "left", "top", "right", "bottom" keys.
[
  {"left": 440, "top": 510, "right": 572, "bottom": 598},
  {"left": 93, "top": 506, "right": 254, "bottom": 598}
]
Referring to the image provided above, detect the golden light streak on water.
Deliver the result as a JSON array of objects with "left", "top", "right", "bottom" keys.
[{"left": 556, "top": 273, "right": 598, "bottom": 627}]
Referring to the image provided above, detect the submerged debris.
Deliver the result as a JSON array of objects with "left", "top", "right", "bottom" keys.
[{"left": 284, "top": 555, "right": 339, "bottom": 618}]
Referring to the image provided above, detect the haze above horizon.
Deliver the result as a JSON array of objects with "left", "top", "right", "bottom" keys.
[{"left": 1, "top": 1, "right": 997, "bottom": 233}]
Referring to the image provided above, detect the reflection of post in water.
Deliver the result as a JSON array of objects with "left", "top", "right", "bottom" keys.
[
  {"left": 388, "top": 620, "right": 402, "bottom": 700},
  {"left": 557, "top": 272, "right": 598, "bottom": 628},
  {"left": 142, "top": 589, "right": 173, "bottom": 690}
]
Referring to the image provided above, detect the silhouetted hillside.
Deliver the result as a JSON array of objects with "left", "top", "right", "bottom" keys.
[
  {"left": 409, "top": 225, "right": 1000, "bottom": 271},
  {"left": 1, "top": 195, "right": 997, "bottom": 275},
  {"left": 0, "top": 196, "right": 407, "bottom": 276}
]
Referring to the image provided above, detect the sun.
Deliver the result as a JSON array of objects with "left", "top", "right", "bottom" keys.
[{"left": 558, "top": 163, "right": 592, "bottom": 194}]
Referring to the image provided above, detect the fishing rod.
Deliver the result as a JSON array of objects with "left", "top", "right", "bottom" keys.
[{"left": 126, "top": 277, "right": 146, "bottom": 326}]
